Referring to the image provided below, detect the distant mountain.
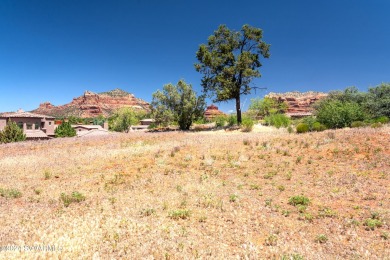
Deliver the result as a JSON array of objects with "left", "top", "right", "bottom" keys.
[{"left": 31, "top": 88, "right": 150, "bottom": 118}]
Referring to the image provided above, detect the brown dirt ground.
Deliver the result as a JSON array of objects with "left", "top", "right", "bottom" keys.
[{"left": 0, "top": 126, "right": 389, "bottom": 259}]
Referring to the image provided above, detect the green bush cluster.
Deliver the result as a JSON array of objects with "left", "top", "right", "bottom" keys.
[
  {"left": 0, "top": 120, "right": 26, "bottom": 144},
  {"left": 60, "top": 191, "right": 86, "bottom": 207},
  {"left": 241, "top": 117, "right": 254, "bottom": 132},
  {"left": 314, "top": 84, "right": 390, "bottom": 129},
  {"left": 214, "top": 116, "right": 227, "bottom": 127},
  {"left": 55, "top": 121, "right": 76, "bottom": 138},
  {"left": 264, "top": 113, "right": 290, "bottom": 128},
  {"left": 296, "top": 123, "right": 309, "bottom": 134},
  {"left": 227, "top": 114, "right": 237, "bottom": 126}
]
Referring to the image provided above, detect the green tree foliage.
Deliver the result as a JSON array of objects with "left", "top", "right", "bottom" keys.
[
  {"left": 55, "top": 121, "right": 76, "bottom": 137},
  {"left": 151, "top": 80, "right": 206, "bottom": 130},
  {"left": 249, "top": 97, "right": 288, "bottom": 118},
  {"left": 195, "top": 24, "right": 270, "bottom": 124},
  {"left": 315, "top": 100, "right": 366, "bottom": 128},
  {"left": 108, "top": 107, "right": 146, "bottom": 132},
  {"left": 364, "top": 83, "right": 390, "bottom": 118},
  {"left": 0, "top": 120, "right": 26, "bottom": 143}
]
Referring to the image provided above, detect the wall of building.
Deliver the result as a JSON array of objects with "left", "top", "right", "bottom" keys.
[
  {"left": 0, "top": 117, "right": 55, "bottom": 135},
  {"left": 0, "top": 118, "right": 6, "bottom": 131},
  {"left": 42, "top": 118, "right": 55, "bottom": 136}
]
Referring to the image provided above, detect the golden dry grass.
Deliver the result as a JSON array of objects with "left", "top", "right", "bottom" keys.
[{"left": 0, "top": 126, "right": 389, "bottom": 259}]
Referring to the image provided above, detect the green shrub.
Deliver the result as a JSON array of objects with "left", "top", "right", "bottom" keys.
[
  {"left": 60, "top": 191, "right": 86, "bottom": 207},
  {"left": 241, "top": 117, "right": 254, "bottom": 132},
  {"left": 315, "top": 234, "right": 328, "bottom": 243},
  {"left": 374, "top": 116, "right": 389, "bottom": 124},
  {"left": 289, "top": 195, "right": 310, "bottom": 206},
  {"left": 316, "top": 100, "right": 366, "bottom": 128},
  {"left": 55, "top": 121, "right": 76, "bottom": 138},
  {"left": 371, "top": 122, "right": 383, "bottom": 128},
  {"left": 302, "top": 116, "right": 317, "bottom": 131},
  {"left": 351, "top": 121, "right": 366, "bottom": 128},
  {"left": 0, "top": 120, "right": 26, "bottom": 143},
  {"left": 312, "top": 122, "right": 327, "bottom": 132},
  {"left": 227, "top": 114, "right": 237, "bottom": 126},
  {"left": 0, "top": 188, "right": 22, "bottom": 199},
  {"left": 168, "top": 209, "right": 190, "bottom": 220},
  {"left": 214, "top": 116, "right": 226, "bottom": 127},
  {"left": 264, "top": 113, "right": 290, "bottom": 128},
  {"left": 287, "top": 125, "right": 294, "bottom": 133},
  {"left": 296, "top": 123, "right": 309, "bottom": 134},
  {"left": 364, "top": 218, "right": 382, "bottom": 230}
]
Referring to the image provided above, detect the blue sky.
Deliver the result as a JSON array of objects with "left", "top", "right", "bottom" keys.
[{"left": 1, "top": 0, "right": 389, "bottom": 113}]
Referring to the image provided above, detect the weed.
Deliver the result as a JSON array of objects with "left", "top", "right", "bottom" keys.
[
  {"left": 364, "top": 218, "right": 382, "bottom": 230},
  {"left": 296, "top": 156, "right": 302, "bottom": 164},
  {"left": 289, "top": 195, "right": 310, "bottom": 206},
  {"left": 44, "top": 170, "right": 52, "bottom": 180},
  {"left": 229, "top": 194, "right": 238, "bottom": 202},
  {"left": 243, "top": 139, "right": 251, "bottom": 145},
  {"left": 34, "top": 189, "right": 42, "bottom": 195},
  {"left": 60, "top": 191, "right": 86, "bottom": 207},
  {"left": 140, "top": 208, "right": 156, "bottom": 217},
  {"left": 315, "top": 234, "right": 328, "bottom": 243},
  {"left": 264, "top": 234, "right": 278, "bottom": 246},
  {"left": 264, "top": 171, "right": 277, "bottom": 179},
  {"left": 297, "top": 205, "right": 307, "bottom": 213},
  {"left": 265, "top": 198, "right": 272, "bottom": 207},
  {"left": 168, "top": 209, "right": 190, "bottom": 220},
  {"left": 278, "top": 185, "right": 285, "bottom": 192},
  {"left": 0, "top": 188, "right": 22, "bottom": 199},
  {"left": 380, "top": 232, "right": 389, "bottom": 240},
  {"left": 318, "top": 207, "right": 337, "bottom": 218},
  {"left": 282, "top": 210, "right": 290, "bottom": 217},
  {"left": 281, "top": 254, "right": 304, "bottom": 260},
  {"left": 250, "top": 184, "right": 261, "bottom": 190}
]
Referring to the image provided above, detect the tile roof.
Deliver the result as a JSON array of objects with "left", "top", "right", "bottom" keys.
[
  {"left": 0, "top": 111, "right": 55, "bottom": 119},
  {"left": 72, "top": 125, "right": 103, "bottom": 130},
  {"left": 25, "top": 130, "right": 49, "bottom": 139},
  {"left": 77, "top": 129, "right": 109, "bottom": 137}
]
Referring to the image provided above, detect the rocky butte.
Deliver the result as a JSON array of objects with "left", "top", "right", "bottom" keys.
[
  {"left": 266, "top": 91, "right": 328, "bottom": 117},
  {"left": 32, "top": 89, "right": 150, "bottom": 118},
  {"left": 204, "top": 104, "right": 225, "bottom": 121}
]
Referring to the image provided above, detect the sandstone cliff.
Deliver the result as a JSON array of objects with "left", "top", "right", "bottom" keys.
[
  {"left": 266, "top": 91, "right": 328, "bottom": 116},
  {"left": 32, "top": 89, "right": 150, "bottom": 118}
]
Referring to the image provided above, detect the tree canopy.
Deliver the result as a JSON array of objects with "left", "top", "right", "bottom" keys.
[
  {"left": 151, "top": 80, "right": 206, "bottom": 130},
  {"left": 195, "top": 24, "right": 270, "bottom": 124},
  {"left": 55, "top": 121, "right": 76, "bottom": 137},
  {"left": 0, "top": 120, "right": 26, "bottom": 143}
]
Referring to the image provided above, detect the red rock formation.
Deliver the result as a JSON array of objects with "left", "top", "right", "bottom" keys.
[
  {"left": 265, "top": 91, "right": 328, "bottom": 117},
  {"left": 204, "top": 104, "right": 225, "bottom": 120},
  {"left": 32, "top": 89, "right": 150, "bottom": 118}
]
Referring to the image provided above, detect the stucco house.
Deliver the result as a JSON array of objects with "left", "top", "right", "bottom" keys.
[
  {"left": 0, "top": 109, "right": 55, "bottom": 139},
  {"left": 72, "top": 124, "right": 109, "bottom": 137}
]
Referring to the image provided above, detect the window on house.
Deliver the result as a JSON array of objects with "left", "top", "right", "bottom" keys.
[
  {"left": 49, "top": 122, "right": 52, "bottom": 125},
  {"left": 17, "top": 122, "right": 23, "bottom": 129},
  {"left": 27, "top": 123, "right": 32, "bottom": 130},
  {"left": 35, "top": 123, "right": 40, "bottom": 129}
]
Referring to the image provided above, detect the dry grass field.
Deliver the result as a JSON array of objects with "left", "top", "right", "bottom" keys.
[{"left": 0, "top": 126, "right": 389, "bottom": 259}]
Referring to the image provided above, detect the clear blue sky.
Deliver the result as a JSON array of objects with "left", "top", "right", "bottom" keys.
[{"left": 1, "top": 0, "right": 389, "bottom": 113}]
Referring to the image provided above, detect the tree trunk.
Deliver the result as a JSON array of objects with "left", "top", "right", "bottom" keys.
[{"left": 236, "top": 95, "right": 242, "bottom": 125}]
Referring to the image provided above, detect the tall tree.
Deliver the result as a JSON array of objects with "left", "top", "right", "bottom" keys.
[
  {"left": 195, "top": 24, "right": 270, "bottom": 124},
  {"left": 151, "top": 80, "right": 206, "bottom": 130}
]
